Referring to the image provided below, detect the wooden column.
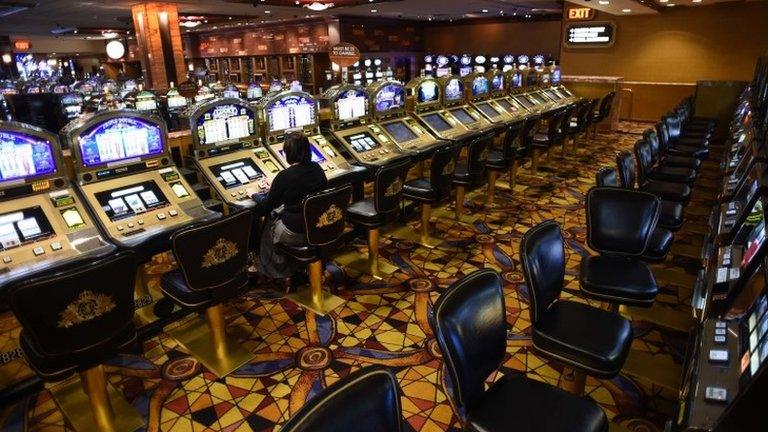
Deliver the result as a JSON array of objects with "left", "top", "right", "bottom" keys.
[{"left": 131, "top": 3, "right": 187, "bottom": 90}]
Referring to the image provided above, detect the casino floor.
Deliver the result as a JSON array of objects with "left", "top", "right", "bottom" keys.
[{"left": 0, "top": 121, "right": 713, "bottom": 432}]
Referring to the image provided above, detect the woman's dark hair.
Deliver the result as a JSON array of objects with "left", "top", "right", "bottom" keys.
[{"left": 284, "top": 132, "right": 311, "bottom": 164}]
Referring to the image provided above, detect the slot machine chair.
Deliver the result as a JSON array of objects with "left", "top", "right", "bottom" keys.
[
  {"left": 485, "top": 119, "right": 525, "bottom": 203},
  {"left": 10, "top": 252, "right": 144, "bottom": 432},
  {"left": 655, "top": 121, "right": 708, "bottom": 160},
  {"left": 343, "top": 159, "right": 411, "bottom": 279},
  {"left": 663, "top": 111, "right": 712, "bottom": 146},
  {"left": 452, "top": 134, "right": 492, "bottom": 223},
  {"left": 521, "top": 221, "right": 633, "bottom": 396},
  {"left": 617, "top": 151, "right": 691, "bottom": 204},
  {"left": 566, "top": 99, "right": 595, "bottom": 154},
  {"left": 530, "top": 108, "right": 567, "bottom": 173},
  {"left": 596, "top": 166, "right": 684, "bottom": 233},
  {"left": 635, "top": 139, "right": 697, "bottom": 185},
  {"left": 557, "top": 104, "right": 579, "bottom": 156},
  {"left": 399, "top": 144, "right": 460, "bottom": 248},
  {"left": 160, "top": 210, "right": 256, "bottom": 377},
  {"left": 280, "top": 184, "right": 353, "bottom": 315},
  {"left": 580, "top": 187, "right": 662, "bottom": 310},
  {"left": 519, "top": 114, "right": 542, "bottom": 175},
  {"left": 589, "top": 92, "right": 616, "bottom": 138},
  {"left": 643, "top": 129, "right": 702, "bottom": 172},
  {"left": 430, "top": 269, "right": 608, "bottom": 432},
  {"left": 280, "top": 366, "right": 403, "bottom": 432}
]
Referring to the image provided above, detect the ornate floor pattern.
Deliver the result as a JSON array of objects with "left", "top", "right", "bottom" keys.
[{"left": 0, "top": 122, "right": 715, "bottom": 432}]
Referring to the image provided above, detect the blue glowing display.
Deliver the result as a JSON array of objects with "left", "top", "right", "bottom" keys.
[
  {"left": 0, "top": 131, "right": 57, "bottom": 181},
  {"left": 552, "top": 69, "right": 562, "bottom": 85},
  {"left": 417, "top": 81, "right": 440, "bottom": 104},
  {"left": 472, "top": 76, "right": 489, "bottom": 96},
  {"left": 491, "top": 74, "right": 504, "bottom": 91},
  {"left": 78, "top": 117, "right": 164, "bottom": 167},
  {"left": 444, "top": 78, "right": 464, "bottom": 102},
  {"left": 374, "top": 84, "right": 406, "bottom": 113}
]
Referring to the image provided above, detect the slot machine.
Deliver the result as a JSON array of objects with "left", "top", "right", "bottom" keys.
[
  {"left": 368, "top": 80, "right": 448, "bottom": 157},
  {"left": 321, "top": 83, "right": 408, "bottom": 167},
  {"left": 473, "top": 55, "right": 487, "bottom": 74},
  {"left": 256, "top": 90, "right": 367, "bottom": 184},
  {"left": 222, "top": 84, "right": 240, "bottom": 99},
  {"left": 60, "top": 92, "right": 84, "bottom": 121},
  {"left": 434, "top": 55, "right": 452, "bottom": 78},
  {"left": 195, "top": 83, "right": 215, "bottom": 103},
  {"left": 438, "top": 75, "right": 495, "bottom": 134},
  {"left": 246, "top": 82, "right": 264, "bottom": 103},
  {"left": 458, "top": 54, "right": 473, "bottom": 78},
  {"left": 549, "top": 61, "right": 575, "bottom": 100},
  {"left": 0, "top": 121, "right": 115, "bottom": 297},
  {"left": 62, "top": 109, "right": 219, "bottom": 252},
  {"left": 406, "top": 76, "right": 479, "bottom": 142},
  {"left": 183, "top": 97, "right": 280, "bottom": 209},
  {"left": 486, "top": 69, "right": 528, "bottom": 121},
  {"left": 502, "top": 55, "right": 515, "bottom": 73},
  {"left": 126, "top": 88, "right": 160, "bottom": 116},
  {"left": 159, "top": 85, "right": 189, "bottom": 132},
  {"left": 463, "top": 72, "right": 509, "bottom": 125},
  {"left": 1, "top": 81, "right": 17, "bottom": 121},
  {"left": 423, "top": 55, "right": 434, "bottom": 77}
]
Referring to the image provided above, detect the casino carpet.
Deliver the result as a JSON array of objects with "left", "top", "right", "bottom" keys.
[{"left": 0, "top": 122, "right": 718, "bottom": 432}]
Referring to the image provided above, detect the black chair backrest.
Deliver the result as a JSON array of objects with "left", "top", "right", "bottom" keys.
[
  {"left": 501, "top": 119, "right": 526, "bottom": 161},
  {"left": 616, "top": 150, "right": 637, "bottom": 189},
  {"left": 521, "top": 114, "right": 541, "bottom": 147},
  {"left": 634, "top": 139, "right": 655, "bottom": 186},
  {"left": 429, "top": 144, "right": 460, "bottom": 198},
  {"left": 663, "top": 113, "right": 682, "bottom": 140},
  {"left": 10, "top": 252, "right": 137, "bottom": 357},
  {"left": 558, "top": 105, "right": 577, "bottom": 138},
  {"left": 465, "top": 134, "right": 492, "bottom": 176},
  {"left": 279, "top": 366, "right": 402, "bottom": 432},
  {"left": 303, "top": 184, "right": 353, "bottom": 247},
  {"left": 586, "top": 187, "right": 661, "bottom": 256},
  {"left": 595, "top": 167, "right": 620, "bottom": 188},
  {"left": 430, "top": 269, "right": 506, "bottom": 412},
  {"left": 374, "top": 158, "right": 411, "bottom": 214},
  {"left": 520, "top": 220, "right": 565, "bottom": 324},
  {"left": 643, "top": 128, "right": 661, "bottom": 163},
  {"left": 573, "top": 100, "right": 591, "bottom": 129},
  {"left": 583, "top": 98, "right": 599, "bottom": 125},
  {"left": 172, "top": 210, "right": 252, "bottom": 293},
  {"left": 596, "top": 91, "right": 616, "bottom": 122},
  {"left": 655, "top": 121, "right": 672, "bottom": 154},
  {"left": 546, "top": 109, "right": 565, "bottom": 140}
]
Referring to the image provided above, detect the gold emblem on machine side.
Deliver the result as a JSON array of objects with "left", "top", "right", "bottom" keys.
[
  {"left": 202, "top": 238, "right": 240, "bottom": 268},
  {"left": 442, "top": 161, "right": 456, "bottom": 175},
  {"left": 316, "top": 204, "right": 343, "bottom": 228},
  {"left": 57, "top": 291, "right": 117, "bottom": 328},
  {"left": 385, "top": 177, "right": 403, "bottom": 197}
]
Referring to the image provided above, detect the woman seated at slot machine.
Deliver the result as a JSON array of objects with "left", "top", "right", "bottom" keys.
[{"left": 247, "top": 132, "right": 328, "bottom": 286}]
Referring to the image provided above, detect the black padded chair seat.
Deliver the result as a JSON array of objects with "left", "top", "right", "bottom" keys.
[
  {"left": 277, "top": 243, "right": 319, "bottom": 263},
  {"left": 532, "top": 133, "right": 550, "bottom": 149},
  {"left": 532, "top": 300, "right": 633, "bottom": 377},
  {"left": 643, "top": 228, "right": 674, "bottom": 262},
  {"left": 660, "top": 154, "right": 701, "bottom": 171},
  {"left": 453, "top": 162, "right": 484, "bottom": 186},
  {"left": 647, "top": 166, "right": 696, "bottom": 185},
  {"left": 160, "top": 269, "right": 214, "bottom": 308},
  {"left": 486, "top": 150, "right": 508, "bottom": 170},
  {"left": 667, "top": 144, "right": 708, "bottom": 159},
  {"left": 20, "top": 323, "right": 136, "bottom": 382},
  {"left": 466, "top": 373, "right": 608, "bottom": 432},
  {"left": 403, "top": 178, "right": 436, "bottom": 202},
  {"left": 642, "top": 180, "right": 691, "bottom": 203},
  {"left": 579, "top": 255, "right": 658, "bottom": 306},
  {"left": 659, "top": 200, "right": 684, "bottom": 231},
  {"left": 347, "top": 198, "right": 385, "bottom": 227},
  {"left": 675, "top": 136, "right": 709, "bottom": 148}
]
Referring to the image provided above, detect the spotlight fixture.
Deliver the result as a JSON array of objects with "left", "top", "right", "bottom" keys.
[{"left": 304, "top": 1, "right": 334, "bottom": 11}]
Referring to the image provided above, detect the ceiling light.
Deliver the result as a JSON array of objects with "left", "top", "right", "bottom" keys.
[
  {"left": 305, "top": 2, "right": 334, "bottom": 10},
  {"left": 692, "top": 0, "right": 701, "bottom": 2},
  {"left": 660, "top": 0, "right": 668, "bottom": 2},
  {"left": 264, "top": 10, "right": 271, "bottom": 14},
  {"left": 598, "top": 0, "right": 609, "bottom": 4},
  {"left": 180, "top": 20, "right": 201, "bottom": 28},
  {"left": 667, "top": 3, "right": 675, "bottom": 6},
  {"left": 622, "top": 8, "right": 631, "bottom": 12},
  {"left": 371, "top": 8, "right": 377, "bottom": 12},
  {"left": 481, "top": 9, "right": 488, "bottom": 13}
]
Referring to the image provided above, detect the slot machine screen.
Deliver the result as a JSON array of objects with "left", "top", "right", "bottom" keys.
[
  {"left": 335, "top": 89, "right": 368, "bottom": 122},
  {"left": 422, "top": 113, "right": 453, "bottom": 132},
  {"left": 512, "top": 72, "right": 523, "bottom": 88},
  {"left": 208, "top": 158, "right": 267, "bottom": 191},
  {"left": 743, "top": 289, "right": 768, "bottom": 377},
  {"left": 526, "top": 73, "right": 539, "bottom": 87},
  {"left": 477, "top": 102, "right": 501, "bottom": 119},
  {"left": 417, "top": 81, "right": 440, "bottom": 104},
  {"left": 346, "top": 131, "right": 381, "bottom": 152},
  {"left": 196, "top": 104, "right": 255, "bottom": 146},
  {"left": 449, "top": 108, "right": 475, "bottom": 125},
  {"left": 514, "top": 96, "right": 535, "bottom": 109},
  {"left": 135, "top": 99, "right": 157, "bottom": 111},
  {"left": 0, "top": 207, "right": 54, "bottom": 251},
  {"left": 374, "top": 84, "right": 406, "bottom": 114},
  {"left": 167, "top": 95, "right": 187, "bottom": 109},
  {"left": 222, "top": 86, "right": 240, "bottom": 99},
  {"left": 78, "top": 117, "right": 165, "bottom": 167},
  {"left": 491, "top": 74, "right": 504, "bottom": 92},
  {"left": 384, "top": 121, "right": 418, "bottom": 143},
  {"left": 472, "top": 77, "right": 489, "bottom": 97},
  {"left": 740, "top": 199, "right": 766, "bottom": 270},
  {"left": 0, "top": 131, "right": 57, "bottom": 182},
  {"left": 94, "top": 180, "right": 170, "bottom": 222},
  {"left": 436, "top": 68, "right": 451, "bottom": 78},
  {"left": 267, "top": 94, "right": 316, "bottom": 132},
  {"left": 552, "top": 69, "right": 562, "bottom": 85},
  {"left": 278, "top": 145, "right": 326, "bottom": 163},
  {"left": 545, "top": 89, "right": 562, "bottom": 100},
  {"left": 247, "top": 84, "right": 263, "bottom": 101},
  {"left": 496, "top": 99, "right": 518, "bottom": 114},
  {"left": 444, "top": 79, "right": 464, "bottom": 103}
]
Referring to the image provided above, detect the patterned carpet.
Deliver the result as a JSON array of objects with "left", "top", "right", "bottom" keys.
[{"left": 0, "top": 121, "right": 716, "bottom": 432}]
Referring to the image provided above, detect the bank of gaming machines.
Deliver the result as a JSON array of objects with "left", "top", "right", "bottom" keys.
[
  {"left": 405, "top": 75, "right": 481, "bottom": 142},
  {"left": 464, "top": 72, "right": 514, "bottom": 125},
  {"left": 0, "top": 121, "right": 115, "bottom": 298},
  {"left": 62, "top": 110, "right": 218, "bottom": 255},
  {"left": 437, "top": 75, "right": 494, "bottom": 133},
  {"left": 321, "top": 84, "right": 408, "bottom": 167},
  {"left": 160, "top": 85, "right": 189, "bottom": 132},
  {"left": 486, "top": 68, "right": 529, "bottom": 121}
]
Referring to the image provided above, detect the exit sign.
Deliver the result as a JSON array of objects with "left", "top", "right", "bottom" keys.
[{"left": 567, "top": 7, "right": 594, "bottom": 21}]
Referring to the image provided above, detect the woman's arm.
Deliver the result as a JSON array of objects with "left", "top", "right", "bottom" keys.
[{"left": 249, "top": 171, "right": 286, "bottom": 211}]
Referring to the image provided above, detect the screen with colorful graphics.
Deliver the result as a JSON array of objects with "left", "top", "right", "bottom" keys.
[
  {"left": 444, "top": 78, "right": 464, "bottom": 102},
  {"left": 472, "top": 76, "right": 489, "bottom": 97},
  {"left": 335, "top": 88, "right": 368, "bottom": 122},
  {"left": 78, "top": 117, "right": 164, "bottom": 168},
  {"left": 195, "top": 104, "right": 256, "bottom": 146},
  {"left": 267, "top": 94, "right": 316, "bottom": 132},
  {"left": 491, "top": 74, "right": 504, "bottom": 91},
  {"left": 374, "top": 84, "right": 406, "bottom": 113},
  {"left": 0, "top": 131, "right": 57, "bottom": 182},
  {"left": 417, "top": 81, "right": 440, "bottom": 104}
]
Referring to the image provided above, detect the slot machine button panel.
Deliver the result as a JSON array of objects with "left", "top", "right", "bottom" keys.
[
  {"left": 50, "top": 242, "right": 63, "bottom": 251},
  {"left": 33, "top": 247, "right": 45, "bottom": 256},
  {"left": 157, "top": 213, "right": 167, "bottom": 220},
  {"left": 169, "top": 209, "right": 178, "bottom": 217},
  {"left": 2, "top": 256, "right": 12, "bottom": 264}
]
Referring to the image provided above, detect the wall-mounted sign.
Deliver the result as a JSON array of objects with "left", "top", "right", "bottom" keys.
[
  {"left": 567, "top": 7, "right": 594, "bottom": 21},
  {"left": 12, "top": 39, "right": 31, "bottom": 51},
  {"left": 564, "top": 22, "right": 616, "bottom": 48},
  {"left": 177, "top": 80, "right": 199, "bottom": 99},
  {"left": 329, "top": 43, "right": 361, "bottom": 68}
]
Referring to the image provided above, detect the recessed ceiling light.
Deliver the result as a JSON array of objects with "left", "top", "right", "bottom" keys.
[
  {"left": 622, "top": 8, "right": 631, "bottom": 12},
  {"left": 598, "top": 0, "right": 609, "bottom": 4},
  {"left": 371, "top": 8, "right": 377, "bottom": 12},
  {"left": 660, "top": 0, "right": 668, "bottom": 3},
  {"left": 667, "top": 3, "right": 676, "bottom": 6},
  {"left": 692, "top": 0, "right": 702, "bottom": 2},
  {"left": 481, "top": 9, "right": 488, "bottom": 13},
  {"left": 264, "top": 10, "right": 271, "bottom": 13}
]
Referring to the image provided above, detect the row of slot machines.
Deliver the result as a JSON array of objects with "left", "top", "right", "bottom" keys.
[{"left": 675, "top": 74, "right": 768, "bottom": 430}]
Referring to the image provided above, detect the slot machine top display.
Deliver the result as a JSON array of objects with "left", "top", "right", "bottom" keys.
[
  {"left": 184, "top": 97, "right": 259, "bottom": 158},
  {"left": 368, "top": 80, "right": 408, "bottom": 122},
  {"left": 63, "top": 110, "right": 218, "bottom": 248},
  {"left": 322, "top": 84, "right": 370, "bottom": 130},
  {"left": 486, "top": 70, "right": 506, "bottom": 98},
  {"left": 164, "top": 87, "right": 188, "bottom": 110},
  {"left": 463, "top": 73, "right": 492, "bottom": 102},
  {"left": 406, "top": 76, "right": 481, "bottom": 141},
  {"left": 405, "top": 77, "right": 442, "bottom": 114},
  {"left": 0, "top": 121, "right": 115, "bottom": 291},
  {"left": 437, "top": 75, "right": 493, "bottom": 131}
]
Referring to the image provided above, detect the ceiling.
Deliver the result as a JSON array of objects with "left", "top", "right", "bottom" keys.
[
  {"left": 567, "top": 0, "right": 744, "bottom": 16},
  {"left": 0, "top": 0, "right": 564, "bottom": 36}
]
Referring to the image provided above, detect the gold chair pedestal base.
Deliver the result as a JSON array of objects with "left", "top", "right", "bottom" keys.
[
  {"left": 169, "top": 308, "right": 256, "bottom": 378},
  {"left": 50, "top": 367, "right": 145, "bottom": 432},
  {"left": 341, "top": 256, "right": 400, "bottom": 280},
  {"left": 388, "top": 225, "right": 447, "bottom": 249},
  {"left": 285, "top": 260, "right": 345, "bottom": 316}
]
